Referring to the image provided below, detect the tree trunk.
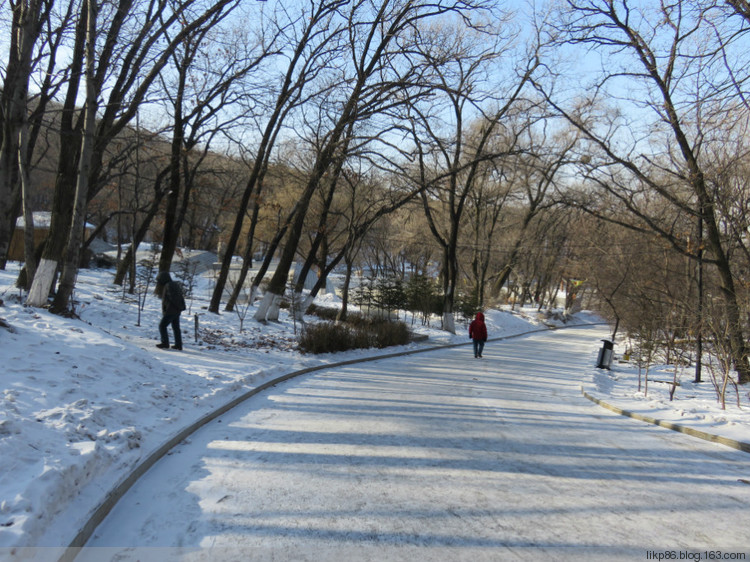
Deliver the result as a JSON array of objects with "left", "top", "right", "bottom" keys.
[
  {"left": 113, "top": 167, "right": 169, "bottom": 286},
  {"left": 208, "top": 0, "right": 342, "bottom": 313},
  {"left": 0, "top": 0, "right": 44, "bottom": 268},
  {"left": 18, "top": 121, "right": 37, "bottom": 288},
  {"left": 291, "top": 233, "right": 341, "bottom": 321},
  {"left": 337, "top": 255, "right": 354, "bottom": 323},
  {"left": 230, "top": 206, "right": 297, "bottom": 312},
  {"left": 157, "top": 46, "right": 190, "bottom": 276},
  {"left": 49, "top": 0, "right": 99, "bottom": 314},
  {"left": 253, "top": 188, "right": 316, "bottom": 322},
  {"left": 113, "top": 198, "right": 166, "bottom": 287},
  {"left": 210, "top": 155, "right": 270, "bottom": 314},
  {"left": 292, "top": 139, "right": 347, "bottom": 297},
  {"left": 25, "top": 1, "right": 87, "bottom": 303},
  {"left": 224, "top": 205, "right": 261, "bottom": 313},
  {"left": 254, "top": 292, "right": 283, "bottom": 323}
]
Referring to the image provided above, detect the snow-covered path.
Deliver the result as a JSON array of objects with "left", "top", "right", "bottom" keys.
[{"left": 81, "top": 326, "right": 750, "bottom": 561}]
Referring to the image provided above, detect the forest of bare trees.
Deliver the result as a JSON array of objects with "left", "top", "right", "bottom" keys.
[{"left": 2, "top": 1, "right": 750, "bottom": 384}]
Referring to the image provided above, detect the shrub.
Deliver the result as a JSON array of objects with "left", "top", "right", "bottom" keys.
[
  {"left": 404, "top": 274, "right": 442, "bottom": 325},
  {"left": 306, "top": 303, "right": 340, "bottom": 321},
  {"left": 454, "top": 290, "right": 480, "bottom": 322},
  {"left": 299, "top": 318, "right": 412, "bottom": 354},
  {"left": 371, "top": 319, "right": 410, "bottom": 348},
  {"left": 343, "top": 311, "right": 368, "bottom": 328},
  {"left": 299, "top": 322, "right": 354, "bottom": 354}
]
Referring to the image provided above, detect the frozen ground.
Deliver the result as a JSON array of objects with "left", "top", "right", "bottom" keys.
[
  {"left": 81, "top": 326, "right": 750, "bottom": 561},
  {"left": 0, "top": 263, "right": 748, "bottom": 559}
]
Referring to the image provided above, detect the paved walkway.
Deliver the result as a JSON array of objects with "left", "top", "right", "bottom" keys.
[{"left": 81, "top": 326, "right": 750, "bottom": 561}]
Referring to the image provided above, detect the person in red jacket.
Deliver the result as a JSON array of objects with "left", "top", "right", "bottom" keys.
[{"left": 469, "top": 311, "right": 488, "bottom": 358}]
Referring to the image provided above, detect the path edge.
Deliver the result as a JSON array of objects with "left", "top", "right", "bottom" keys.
[{"left": 581, "top": 387, "right": 750, "bottom": 455}]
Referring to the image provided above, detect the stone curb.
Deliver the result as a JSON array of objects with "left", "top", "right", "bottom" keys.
[
  {"left": 581, "top": 387, "right": 750, "bottom": 455},
  {"left": 60, "top": 321, "right": 598, "bottom": 561}
]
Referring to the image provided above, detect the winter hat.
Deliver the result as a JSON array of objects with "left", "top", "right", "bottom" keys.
[{"left": 156, "top": 271, "right": 172, "bottom": 284}]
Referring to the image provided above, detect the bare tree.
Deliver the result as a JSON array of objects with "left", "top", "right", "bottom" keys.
[
  {"left": 0, "top": 0, "right": 62, "bottom": 270},
  {"left": 112, "top": 164, "right": 171, "bottom": 289},
  {"left": 464, "top": 161, "right": 511, "bottom": 308},
  {"left": 291, "top": 149, "right": 428, "bottom": 321},
  {"left": 538, "top": 0, "right": 750, "bottom": 383},
  {"left": 208, "top": 0, "right": 348, "bottom": 314},
  {"left": 487, "top": 121, "right": 577, "bottom": 298},
  {"left": 253, "top": 0, "right": 495, "bottom": 323},
  {"left": 26, "top": 0, "right": 243, "bottom": 312},
  {"left": 45, "top": 0, "right": 99, "bottom": 315},
  {"left": 406, "top": 18, "right": 540, "bottom": 332},
  {"left": 156, "top": 8, "right": 276, "bottom": 275}
]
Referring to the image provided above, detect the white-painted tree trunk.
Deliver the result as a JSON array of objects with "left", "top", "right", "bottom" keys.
[
  {"left": 442, "top": 311, "right": 456, "bottom": 334},
  {"left": 292, "top": 292, "right": 313, "bottom": 322},
  {"left": 254, "top": 292, "right": 282, "bottom": 322},
  {"left": 253, "top": 292, "right": 272, "bottom": 322},
  {"left": 26, "top": 258, "right": 57, "bottom": 307},
  {"left": 266, "top": 293, "right": 282, "bottom": 322}
]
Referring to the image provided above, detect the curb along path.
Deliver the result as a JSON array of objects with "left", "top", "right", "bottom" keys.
[{"left": 581, "top": 388, "right": 750, "bottom": 455}]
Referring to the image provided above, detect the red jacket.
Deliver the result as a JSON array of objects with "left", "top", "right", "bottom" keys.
[{"left": 469, "top": 312, "right": 487, "bottom": 341}]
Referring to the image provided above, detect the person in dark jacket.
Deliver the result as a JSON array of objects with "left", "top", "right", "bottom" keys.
[
  {"left": 469, "top": 311, "right": 488, "bottom": 358},
  {"left": 155, "top": 271, "right": 185, "bottom": 350}
]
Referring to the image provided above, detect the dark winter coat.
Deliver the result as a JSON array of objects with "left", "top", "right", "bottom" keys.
[
  {"left": 156, "top": 272, "right": 186, "bottom": 315},
  {"left": 469, "top": 312, "right": 487, "bottom": 342}
]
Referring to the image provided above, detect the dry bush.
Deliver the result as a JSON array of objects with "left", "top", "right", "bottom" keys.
[{"left": 299, "top": 318, "right": 411, "bottom": 354}]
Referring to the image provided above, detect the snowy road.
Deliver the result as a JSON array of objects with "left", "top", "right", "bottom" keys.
[{"left": 80, "top": 326, "right": 750, "bottom": 561}]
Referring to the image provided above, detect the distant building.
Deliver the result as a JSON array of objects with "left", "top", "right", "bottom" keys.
[{"left": 9, "top": 212, "right": 95, "bottom": 262}]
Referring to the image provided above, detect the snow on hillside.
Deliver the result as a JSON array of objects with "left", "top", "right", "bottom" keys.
[{"left": 0, "top": 263, "right": 747, "bottom": 550}]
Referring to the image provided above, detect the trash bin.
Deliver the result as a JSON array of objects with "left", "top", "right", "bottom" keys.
[{"left": 596, "top": 339, "right": 614, "bottom": 369}]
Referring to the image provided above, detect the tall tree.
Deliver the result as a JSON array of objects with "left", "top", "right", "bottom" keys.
[
  {"left": 465, "top": 160, "right": 511, "bottom": 307},
  {"left": 156, "top": 7, "right": 275, "bottom": 275},
  {"left": 208, "top": 0, "right": 348, "bottom": 313},
  {"left": 539, "top": 0, "right": 750, "bottom": 382},
  {"left": 253, "top": 0, "right": 497, "bottom": 323},
  {"left": 0, "top": 0, "right": 56, "bottom": 269},
  {"left": 489, "top": 122, "right": 576, "bottom": 296},
  {"left": 47, "top": 0, "right": 99, "bottom": 314},
  {"left": 26, "top": 0, "right": 242, "bottom": 310},
  {"left": 406, "top": 19, "right": 540, "bottom": 332}
]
